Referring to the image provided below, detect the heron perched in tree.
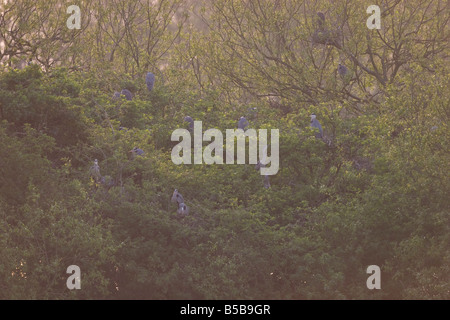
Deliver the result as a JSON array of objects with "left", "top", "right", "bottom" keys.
[
  {"left": 184, "top": 116, "right": 194, "bottom": 133},
  {"left": 238, "top": 116, "right": 249, "bottom": 130},
  {"left": 146, "top": 72, "right": 155, "bottom": 91},
  {"left": 338, "top": 63, "right": 348, "bottom": 77},
  {"left": 310, "top": 114, "right": 323, "bottom": 139},
  {"left": 171, "top": 189, "right": 185, "bottom": 205},
  {"left": 255, "top": 145, "right": 271, "bottom": 189},
  {"left": 89, "top": 159, "right": 102, "bottom": 183},
  {"left": 100, "top": 175, "right": 115, "bottom": 189},
  {"left": 338, "top": 63, "right": 351, "bottom": 84},
  {"left": 177, "top": 202, "right": 189, "bottom": 216},
  {"left": 113, "top": 91, "right": 121, "bottom": 100},
  {"left": 263, "top": 175, "right": 271, "bottom": 189},
  {"left": 255, "top": 161, "right": 271, "bottom": 189},
  {"left": 317, "top": 12, "right": 325, "bottom": 29},
  {"left": 312, "top": 12, "right": 342, "bottom": 49},
  {"left": 129, "top": 147, "right": 144, "bottom": 159},
  {"left": 121, "top": 89, "right": 133, "bottom": 101}
]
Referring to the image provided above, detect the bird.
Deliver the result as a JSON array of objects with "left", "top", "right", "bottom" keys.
[
  {"left": 338, "top": 63, "right": 347, "bottom": 77},
  {"left": 129, "top": 147, "right": 144, "bottom": 159},
  {"left": 263, "top": 175, "right": 271, "bottom": 189},
  {"left": 338, "top": 63, "right": 351, "bottom": 84},
  {"left": 177, "top": 202, "right": 189, "bottom": 216},
  {"left": 121, "top": 89, "right": 133, "bottom": 101},
  {"left": 311, "top": 12, "right": 342, "bottom": 49},
  {"left": 100, "top": 175, "right": 115, "bottom": 189},
  {"left": 89, "top": 159, "right": 102, "bottom": 183},
  {"left": 310, "top": 114, "right": 323, "bottom": 139},
  {"left": 146, "top": 72, "right": 155, "bottom": 91},
  {"left": 112, "top": 91, "right": 121, "bottom": 100},
  {"left": 317, "top": 12, "right": 325, "bottom": 29},
  {"left": 338, "top": 63, "right": 352, "bottom": 85},
  {"left": 171, "top": 189, "right": 185, "bottom": 205},
  {"left": 255, "top": 162, "right": 271, "bottom": 189},
  {"left": 255, "top": 145, "right": 271, "bottom": 189},
  {"left": 184, "top": 116, "right": 194, "bottom": 133},
  {"left": 238, "top": 116, "right": 249, "bottom": 130}
]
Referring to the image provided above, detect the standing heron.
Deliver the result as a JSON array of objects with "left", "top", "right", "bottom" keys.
[
  {"left": 338, "top": 63, "right": 351, "bottom": 84},
  {"left": 263, "top": 175, "right": 271, "bottom": 189},
  {"left": 312, "top": 12, "right": 342, "bottom": 49},
  {"left": 317, "top": 12, "right": 325, "bottom": 29},
  {"left": 89, "top": 159, "right": 102, "bottom": 183},
  {"left": 184, "top": 116, "right": 194, "bottom": 133},
  {"left": 146, "top": 72, "right": 155, "bottom": 91},
  {"left": 310, "top": 114, "right": 323, "bottom": 139},
  {"left": 238, "top": 116, "right": 249, "bottom": 130},
  {"left": 121, "top": 89, "right": 133, "bottom": 101},
  {"left": 171, "top": 189, "right": 185, "bottom": 205}
]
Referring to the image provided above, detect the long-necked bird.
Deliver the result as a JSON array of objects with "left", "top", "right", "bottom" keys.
[
  {"left": 171, "top": 189, "right": 185, "bottom": 205},
  {"left": 317, "top": 12, "right": 325, "bottom": 29},
  {"left": 310, "top": 114, "right": 323, "bottom": 139},
  {"left": 184, "top": 116, "right": 194, "bottom": 133},
  {"left": 146, "top": 72, "right": 155, "bottom": 91},
  {"left": 338, "top": 63, "right": 351, "bottom": 84},
  {"left": 89, "top": 159, "right": 102, "bottom": 182}
]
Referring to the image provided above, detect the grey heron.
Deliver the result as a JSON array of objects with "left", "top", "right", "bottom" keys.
[
  {"left": 317, "top": 12, "right": 325, "bottom": 29},
  {"left": 89, "top": 159, "right": 102, "bottom": 183},
  {"left": 184, "top": 116, "right": 194, "bottom": 133},
  {"left": 171, "top": 189, "right": 185, "bottom": 205},
  {"left": 238, "top": 117, "right": 249, "bottom": 130},
  {"left": 338, "top": 63, "right": 351, "bottom": 84},
  {"left": 121, "top": 89, "right": 133, "bottom": 101},
  {"left": 113, "top": 91, "right": 121, "bottom": 100},
  {"left": 146, "top": 72, "right": 155, "bottom": 91},
  {"left": 310, "top": 114, "right": 323, "bottom": 139}
]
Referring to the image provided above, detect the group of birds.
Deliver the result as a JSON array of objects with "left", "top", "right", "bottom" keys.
[
  {"left": 89, "top": 146, "right": 145, "bottom": 185},
  {"left": 312, "top": 12, "right": 352, "bottom": 84},
  {"left": 183, "top": 109, "right": 255, "bottom": 134},
  {"left": 100, "top": 50, "right": 326, "bottom": 215},
  {"left": 113, "top": 72, "right": 155, "bottom": 101},
  {"left": 88, "top": 159, "right": 115, "bottom": 189},
  {"left": 312, "top": 11, "right": 343, "bottom": 49}
]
